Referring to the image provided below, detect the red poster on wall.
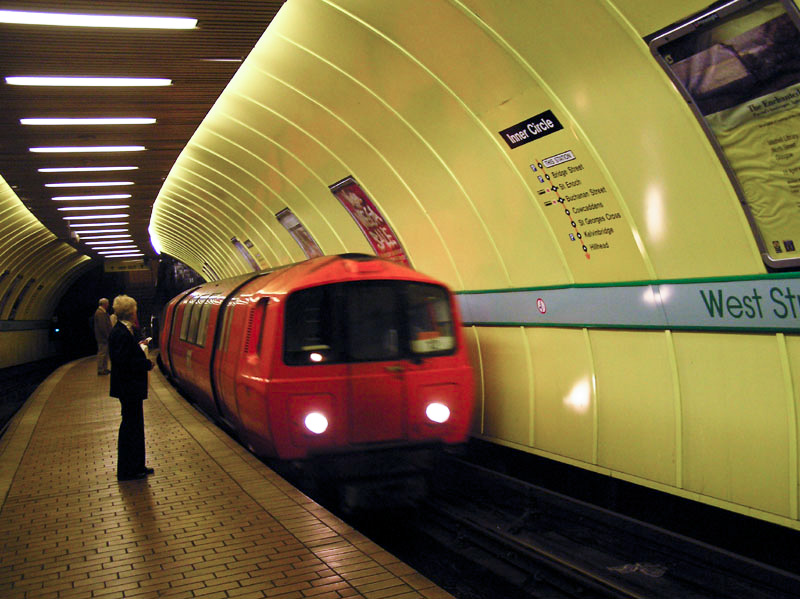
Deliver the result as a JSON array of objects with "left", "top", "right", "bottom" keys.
[{"left": 330, "top": 176, "right": 410, "bottom": 266}]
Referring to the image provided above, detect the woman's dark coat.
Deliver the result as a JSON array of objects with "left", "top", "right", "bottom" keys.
[{"left": 109, "top": 321, "right": 152, "bottom": 399}]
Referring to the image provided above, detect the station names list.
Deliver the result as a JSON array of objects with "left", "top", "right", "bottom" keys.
[{"left": 532, "top": 150, "right": 621, "bottom": 255}]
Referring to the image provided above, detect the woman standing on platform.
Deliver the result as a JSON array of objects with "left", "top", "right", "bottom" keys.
[{"left": 108, "top": 294, "right": 154, "bottom": 481}]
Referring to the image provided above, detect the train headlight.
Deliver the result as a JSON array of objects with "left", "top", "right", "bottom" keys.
[
  {"left": 304, "top": 412, "right": 329, "bottom": 434},
  {"left": 425, "top": 402, "right": 450, "bottom": 424}
]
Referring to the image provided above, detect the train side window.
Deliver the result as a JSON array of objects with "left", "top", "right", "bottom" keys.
[
  {"left": 648, "top": 0, "right": 800, "bottom": 269},
  {"left": 346, "top": 283, "right": 401, "bottom": 362},
  {"left": 218, "top": 302, "right": 234, "bottom": 355},
  {"left": 187, "top": 295, "right": 208, "bottom": 345},
  {"left": 195, "top": 296, "right": 214, "bottom": 347},
  {"left": 245, "top": 298, "right": 268, "bottom": 354},
  {"left": 179, "top": 298, "right": 196, "bottom": 341},
  {"left": 284, "top": 285, "right": 341, "bottom": 365}
]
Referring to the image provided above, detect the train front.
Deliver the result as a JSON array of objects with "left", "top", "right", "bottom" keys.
[{"left": 269, "top": 257, "right": 475, "bottom": 508}]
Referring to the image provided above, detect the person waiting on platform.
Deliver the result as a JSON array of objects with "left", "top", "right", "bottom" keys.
[
  {"left": 108, "top": 294, "right": 154, "bottom": 481},
  {"left": 93, "top": 298, "right": 113, "bottom": 375}
]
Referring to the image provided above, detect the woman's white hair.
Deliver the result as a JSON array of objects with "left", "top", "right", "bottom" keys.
[{"left": 112, "top": 295, "right": 137, "bottom": 321}]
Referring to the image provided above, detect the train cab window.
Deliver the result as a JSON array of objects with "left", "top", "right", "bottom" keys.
[
  {"left": 346, "top": 283, "right": 401, "bottom": 362},
  {"left": 406, "top": 283, "right": 456, "bottom": 356},
  {"left": 649, "top": 0, "right": 800, "bottom": 268},
  {"left": 284, "top": 285, "right": 342, "bottom": 365}
]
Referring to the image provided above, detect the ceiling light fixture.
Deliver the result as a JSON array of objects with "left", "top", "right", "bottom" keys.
[
  {"left": 30, "top": 146, "right": 145, "bottom": 153},
  {"left": 39, "top": 166, "right": 138, "bottom": 173},
  {"left": 57, "top": 205, "right": 129, "bottom": 211},
  {"left": 52, "top": 194, "right": 131, "bottom": 201},
  {"left": 21, "top": 118, "right": 156, "bottom": 126},
  {"left": 62, "top": 214, "right": 128, "bottom": 221},
  {"left": 8, "top": 77, "right": 171, "bottom": 87},
  {"left": 0, "top": 10, "right": 196, "bottom": 29},
  {"left": 69, "top": 222, "right": 129, "bottom": 228},
  {"left": 85, "top": 239, "right": 134, "bottom": 245},
  {"left": 81, "top": 234, "right": 133, "bottom": 240},
  {"left": 72, "top": 229, "right": 130, "bottom": 235},
  {"left": 46, "top": 181, "right": 134, "bottom": 188}
]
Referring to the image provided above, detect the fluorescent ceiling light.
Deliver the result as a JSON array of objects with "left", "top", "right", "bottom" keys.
[
  {"left": 85, "top": 239, "right": 133, "bottom": 245},
  {"left": 72, "top": 229, "right": 130, "bottom": 235},
  {"left": 92, "top": 244, "right": 138, "bottom": 249},
  {"left": 98, "top": 250, "right": 142, "bottom": 255},
  {"left": 30, "top": 146, "right": 145, "bottom": 153},
  {"left": 62, "top": 214, "right": 128, "bottom": 221},
  {"left": 69, "top": 222, "right": 128, "bottom": 228},
  {"left": 57, "top": 205, "right": 129, "bottom": 211},
  {"left": 84, "top": 235, "right": 131, "bottom": 245},
  {"left": 39, "top": 166, "right": 138, "bottom": 173},
  {"left": 53, "top": 194, "right": 131, "bottom": 201},
  {"left": 22, "top": 118, "right": 155, "bottom": 126},
  {"left": 0, "top": 11, "right": 196, "bottom": 29},
  {"left": 46, "top": 181, "right": 134, "bottom": 188},
  {"left": 8, "top": 77, "right": 171, "bottom": 86}
]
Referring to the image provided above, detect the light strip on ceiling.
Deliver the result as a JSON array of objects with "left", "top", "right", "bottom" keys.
[
  {"left": 85, "top": 239, "right": 133, "bottom": 245},
  {"left": 82, "top": 234, "right": 133, "bottom": 240},
  {"left": 73, "top": 229, "right": 130, "bottom": 235},
  {"left": 31, "top": 146, "right": 145, "bottom": 153},
  {"left": 53, "top": 194, "right": 131, "bottom": 201},
  {"left": 0, "top": 11, "right": 196, "bottom": 29},
  {"left": 69, "top": 222, "right": 129, "bottom": 228},
  {"left": 57, "top": 205, "right": 129, "bottom": 211},
  {"left": 91, "top": 244, "right": 138, "bottom": 249},
  {"left": 8, "top": 77, "right": 171, "bottom": 86},
  {"left": 98, "top": 249, "right": 142, "bottom": 254},
  {"left": 62, "top": 214, "right": 128, "bottom": 221},
  {"left": 22, "top": 118, "right": 156, "bottom": 126},
  {"left": 46, "top": 181, "right": 134, "bottom": 188},
  {"left": 39, "top": 166, "right": 138, "bottom": 173}
]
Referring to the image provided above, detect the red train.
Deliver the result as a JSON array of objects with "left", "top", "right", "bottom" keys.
[{"left": 158, "top": 254, "right": 474, "bottom": 467}]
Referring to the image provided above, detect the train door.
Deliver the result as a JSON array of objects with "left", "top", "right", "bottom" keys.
[
  {"left": 212, "top": 297, "right": 243, "bottom": 427},
  {"left": 344, "top": 282, "right": 407, "bottom": 443}
]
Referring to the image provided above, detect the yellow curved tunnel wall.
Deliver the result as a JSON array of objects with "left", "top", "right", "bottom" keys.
[{"left": 149, "top": 0, "right": 800, "bottom": 529}]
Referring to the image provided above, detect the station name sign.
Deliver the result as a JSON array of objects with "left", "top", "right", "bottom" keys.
[
  {"left": 456, "top": 276, "right": 800, "bottom": 332},
  {"left": 499, "top": 110, "right": 563, "bottom": 149}
]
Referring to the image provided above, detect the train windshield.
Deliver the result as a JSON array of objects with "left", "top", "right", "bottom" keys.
[{"left": 284, "top": 281, "right": 456, "bottom": 365}]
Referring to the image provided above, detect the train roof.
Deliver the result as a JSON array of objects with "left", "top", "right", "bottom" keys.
[{"left": 183, "top": 254, "right": 447, "bottom": 302}]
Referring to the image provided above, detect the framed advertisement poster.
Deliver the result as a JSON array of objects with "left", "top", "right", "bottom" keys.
[
  {"left": 276, "top": 209, "right": 323, "bottom": 259},
  {"left": 649, "top": 0, "right": 800, "bottom": 268},
  {"left": 329, "top": 176, "right": 410, "bottom": 266}
]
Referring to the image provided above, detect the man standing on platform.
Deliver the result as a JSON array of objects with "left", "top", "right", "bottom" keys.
[{"left": 93, "top": 298, "right": 112, "bottom": 375}]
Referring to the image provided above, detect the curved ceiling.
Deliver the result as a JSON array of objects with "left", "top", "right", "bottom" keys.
[
  {"left": 152, "top": 0, "right": 764, "bottom": 291},
  {"left": 0, "top": 174, "right": 92, "bottom": 321},
  {"left": 0, "top": 1, "right": 284, "bottom": 263}
]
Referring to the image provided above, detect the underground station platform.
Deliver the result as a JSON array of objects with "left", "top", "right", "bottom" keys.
[{"left": 0, "top": 358, "right": 454, "bottom": 599}]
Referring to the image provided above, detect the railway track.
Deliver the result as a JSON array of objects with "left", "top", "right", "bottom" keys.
[
  {"left": 0, "top": 358, "right": 64, "bottom": 437},
  {"left": 403, "top": 454, "right": 800, "bottom": 599},
  {"left": 325, "top": 451, "right": 800, "bottom": 599}
]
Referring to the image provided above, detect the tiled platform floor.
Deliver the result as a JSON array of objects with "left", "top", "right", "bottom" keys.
[{"left": 0, "top": 358, "right": 454, "bottom": 599}]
